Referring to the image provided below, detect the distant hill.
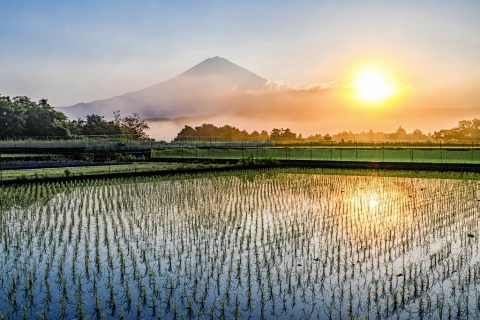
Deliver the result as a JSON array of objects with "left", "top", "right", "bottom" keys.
[{"left": 58, "top": 57, "right": 284, "bottom": 119}]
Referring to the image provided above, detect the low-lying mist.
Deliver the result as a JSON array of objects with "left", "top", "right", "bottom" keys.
[{"left": 146, "top": 105, "right": 480, "bottom": 141}]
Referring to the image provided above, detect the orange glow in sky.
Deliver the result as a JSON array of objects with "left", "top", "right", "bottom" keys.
[{"left": 353, "top": 68, "right": 396, "bottom": 104}]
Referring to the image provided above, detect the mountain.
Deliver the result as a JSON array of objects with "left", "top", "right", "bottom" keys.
[
  {"left": 58, "top": 57, "right": 282, "bottom": 119},
  {"left": 58, "top": 56, "right": 480, "bottom": 139}
]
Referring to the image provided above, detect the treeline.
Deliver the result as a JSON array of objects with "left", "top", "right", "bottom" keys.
[
  {"left": 175, "top": 124, "right": 426, "bottom": 142},
  {"left": 432, "top": 119, "right": 480, "bottom": 140},
  {"left": 336, "top": 119, "right": 480, "bottom": 141},
  {"left": 176, "top": 119, "right": 480, "bottom": 142},
  {"left": 175, "top": 124, "right": 318, "bottom": 141},
  {"left": 175, "top": 124, "right": 311, "bottom": 142},
  {"left": 0, "top": 95, "right": 149, "bottom": 139},
  {"left": 175, "top": 124, "right": 270, "bottom": 141},
  {"left": 332, "top": 127, "right": 429, "bottom": 142}
]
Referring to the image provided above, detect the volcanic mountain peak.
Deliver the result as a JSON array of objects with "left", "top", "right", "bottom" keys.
[
  {"left": 173, "top": 56, "right": 268, "bottom": 88},
  {"left": 58, "top": 57, "right": 280, "bottom": 120}
]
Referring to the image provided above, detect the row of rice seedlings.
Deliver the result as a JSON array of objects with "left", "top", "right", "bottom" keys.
[{"left": 0, "top": 169, "right": 479, "bottom": 319}]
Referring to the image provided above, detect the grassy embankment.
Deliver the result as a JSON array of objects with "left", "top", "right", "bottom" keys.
[{"left": 0, "top": 162, "right": 226, "bottom": 182}]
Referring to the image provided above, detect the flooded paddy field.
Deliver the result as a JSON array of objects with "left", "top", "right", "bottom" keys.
[{"left": 0, "top": 169, "right": 479, "bottom": 319}]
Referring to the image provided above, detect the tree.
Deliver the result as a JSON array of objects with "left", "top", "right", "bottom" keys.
[
  {"left": 114, "top": 111, "right": 150, "bottom": 139},
  {"left": 270, "top": 128, "right": 297, "bottom": 141},
  {"left": 23, "top": 98, "right": 69, "bottom": 136},
  {"left": 281, "top": 128, "right": 297, "bottom": 141},
  {"left": 80, "top": 114, "right": 123, "bottom": 136},
  {"left": 270, "top": 128, "right": 282, "bottom": 141},
  {"left": 259, "top": 130, "right": 270, "bottom": 140},
  {"left": 0, "top": 95, "right": 70, "bottom": 137},
  {"left": 409, "top": 129, "right": 428, "bottom": 140},
  {"left": 432, "top": 119, "right": 480, "bottom": 140},
  {"left": 392, "top": 126, "right": 408, "bottom": 140},
  {"left": 0, "top": 95, "right": 27, "bottom": 137},
  {"left": 175, "top": 125, "right": 197, "bottom": 141},
  {"left": 174, "top": 123, "right": 267, "bottom": 141},
  {"left": 306, "top": 134, "right": 323, "bottom": 141},
  {"left": 250, "top": 131, "right": 260, "bottom": 140}
]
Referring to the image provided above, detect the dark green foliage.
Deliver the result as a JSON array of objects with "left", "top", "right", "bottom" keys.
[
  {"left": 237, "top": 154, "right": 279, "bottom": 166},
  {"left": 23, "top": 98, "right": 69, "bottom": 136},
  {"left": 0, "top": 96, "right": 70, "bottom": 137},
  {"left": 433, "top": 119, "right": 480, "bottom": 140},
  {"left": 175, "top": 124, "right": 269, "bottom": 141},
  {"left": 270, "top": 128, "right": 298, "bottom": 141},
  {"left": 0, "top": 96, "right": 27, "bottom": 136},
  {"left": 114, "top": 111, "right": 150, "bottom": 139},
  {"left": 68, "top": 114, "right": 123, "bottom": 136},
  {"left": 116, "top": 154, "right": 136, "bottom": 162},
  {"left": 332, "top": 127, "right": 429, "bottom": 142},
  {"left": 0, "top": 94, "right": 149, "bottom": 139}
]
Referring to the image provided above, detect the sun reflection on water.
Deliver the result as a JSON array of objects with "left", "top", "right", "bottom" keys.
[{"left": 332, "top": 178, "right": 416, "bottom": 242}]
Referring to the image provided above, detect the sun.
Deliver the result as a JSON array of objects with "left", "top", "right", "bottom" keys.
[{"left": 353, "top": 68, "right": 395, "bottom": 104}]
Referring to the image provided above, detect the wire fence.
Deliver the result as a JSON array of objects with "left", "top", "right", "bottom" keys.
[
  {"left": 0, "top": 136, "right": 164, "bottom": 151},
  {"left": 151, "top": 145, "right": 480, "bottom": 164},
  {"left": 2, "top": 135, "right": 480, "bottom": 148},
  {"left": 0, "top": 135, "right": 275, "bottom": 150},
  {"left": 2, "top": 135, "right": 480, "bottom": 164}
]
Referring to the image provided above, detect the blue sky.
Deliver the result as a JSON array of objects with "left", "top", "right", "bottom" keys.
[{"left": 1, "top": 0, "right": 479, "bottom": 106}]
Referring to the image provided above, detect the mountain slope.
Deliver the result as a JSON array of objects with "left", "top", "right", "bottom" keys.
[{"left": 58, "top": 57, "right": 277, "bottom": 119}]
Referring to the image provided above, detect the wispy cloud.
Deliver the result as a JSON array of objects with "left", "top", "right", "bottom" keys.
[
  {"left": 288, "top": 79, "right": 355, "bottom": 91},
  {"left": 263, "top": 80, "right": 291, "bottom": 91}
]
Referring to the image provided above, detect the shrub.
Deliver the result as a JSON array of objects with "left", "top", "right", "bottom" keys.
[{"left": 237, "top": 155, "right": 279, "bottom": 166}]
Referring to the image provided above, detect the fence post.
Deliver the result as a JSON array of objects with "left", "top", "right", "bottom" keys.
[
  {"left": 411, "top": 142, "right": 413, "bottom": 162},
  {"left": 355, "top": 141, "right": 358, "bottom": 161},
  {"left": 472, "top": 142, "right": 474, "bottom": 164},
  {"left": 440, "top": 141, "right": 443, "bottom": 163}
]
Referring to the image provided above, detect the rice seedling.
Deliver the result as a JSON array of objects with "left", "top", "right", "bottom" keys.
[{"left": 0, "top": 168, "right": 479, "bottom": 318}]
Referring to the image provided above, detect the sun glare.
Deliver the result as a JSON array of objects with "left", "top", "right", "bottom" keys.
[
  {"left": 354, "top": 69, "right": 395, "bottom": 104},
  {"left": 369, "top": 199, "right": 378, "bottom": 207}
]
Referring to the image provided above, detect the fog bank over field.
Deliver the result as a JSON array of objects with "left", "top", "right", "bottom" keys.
[{"left": 146, "top": 105, "right": 480, "bottom": 141}]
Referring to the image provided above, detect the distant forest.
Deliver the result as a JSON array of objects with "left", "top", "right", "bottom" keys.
[
  {"left": 176, "top": 119, "right": 480, "bottom": 142},
  {"left": 2, "top": 94, "right": 480, "bottom": 142},
  {"left": 0, "top": 95, "right": 149, "bottom": 139}
]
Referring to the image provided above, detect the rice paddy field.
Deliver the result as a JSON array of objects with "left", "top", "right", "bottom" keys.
[
  {"left": 1, "top": 168, "right": 480, "bottom": 319},
  {"left": 151, "top": 147, "right": 480, "bottom": 164}
]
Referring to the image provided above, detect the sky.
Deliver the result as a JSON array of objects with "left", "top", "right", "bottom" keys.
[{"left": 1, "top": 0, "right": 479, "bottom": 107}]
